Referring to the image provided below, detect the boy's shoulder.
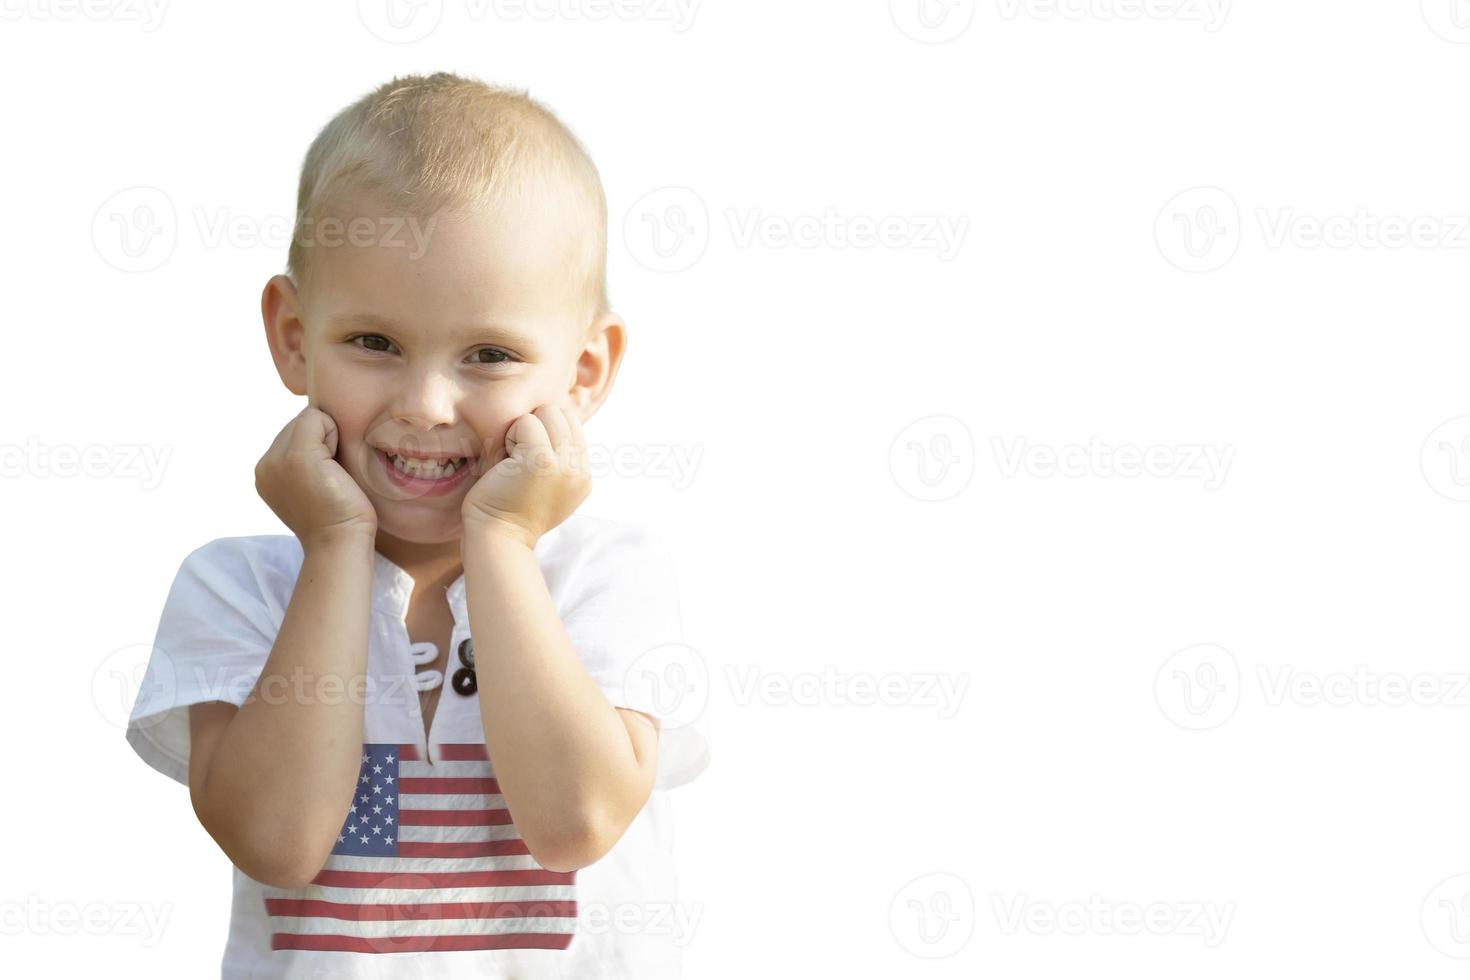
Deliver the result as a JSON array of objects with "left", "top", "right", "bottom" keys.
[
  {"left": 175, "top": 534, "right": 304, "bottom": 600},
  {"left": 183, "top": 533, "right": 302, "bottom": 567},
  {"left": 539, "top": 512, "right": 674, "bottom": 575}
]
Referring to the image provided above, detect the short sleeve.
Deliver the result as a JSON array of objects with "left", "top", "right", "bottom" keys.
[
  {"left": 559, "top": 522, "right": 711, "bottom": 792},
  {"left": 125, "top": 538, "right": 285, "bottom": 787}
]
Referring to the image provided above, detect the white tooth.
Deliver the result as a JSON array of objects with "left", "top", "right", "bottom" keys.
[{"left": 390, "top": 454, "right": 463, "bottom": 479}]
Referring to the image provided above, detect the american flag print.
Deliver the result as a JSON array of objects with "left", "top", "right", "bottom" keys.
[{"left": 264, "top": 742, "right": 577, "bottom": 953}]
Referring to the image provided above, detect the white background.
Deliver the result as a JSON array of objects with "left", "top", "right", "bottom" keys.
[{"left": 4, "top": 0, "right": 1470, "bottom": 976}]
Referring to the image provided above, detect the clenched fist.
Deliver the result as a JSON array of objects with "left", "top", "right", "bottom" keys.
[
  {"left": 255, "top": 406, "right": 378, "bottom": 550},
  {"left": 461, "top": 404, "right": 591, "bottom": 549}
]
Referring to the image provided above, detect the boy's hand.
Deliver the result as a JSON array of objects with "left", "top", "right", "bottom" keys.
[
  {"left": 255, "top": 406, "right": 378, "bottom": 548},
  {"left": 462, "top": 404, "right": 591, "bottom": 549}
]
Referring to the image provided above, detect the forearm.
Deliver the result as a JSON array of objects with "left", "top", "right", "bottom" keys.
[
  {"left": 196, "top": 530, "right": 376, "bottom": 885},
  {"left": 461, "top": 524, "right": 645, "bottom": 870}
]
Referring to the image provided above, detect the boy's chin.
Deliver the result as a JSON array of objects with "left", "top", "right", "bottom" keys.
[{"left": 376, "top": 509, "right": 466, "bottom": 545}]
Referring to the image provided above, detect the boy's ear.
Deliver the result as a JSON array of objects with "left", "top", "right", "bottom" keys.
[
  {"left": 567, "top": 312, "right": 627, "bottom": 423},
  {"left": 261, "top": 274, "right": 309, "bottom": 398}
]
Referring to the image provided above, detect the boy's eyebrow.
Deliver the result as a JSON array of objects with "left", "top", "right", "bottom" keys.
[{"left": 327, "top": 311, "right": 539, "bottom": 352}]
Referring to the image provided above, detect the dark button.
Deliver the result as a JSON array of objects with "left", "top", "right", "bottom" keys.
[
  {"left": 458, "top": 638, "right": 475, "bottom": 669},
  {"left": 452, "top": 666, "right": 478, "bottom": 696}
]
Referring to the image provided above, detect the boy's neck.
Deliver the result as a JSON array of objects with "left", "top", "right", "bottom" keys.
[{"left": 374, "top": 529, "right": 463, "bottom": 595}]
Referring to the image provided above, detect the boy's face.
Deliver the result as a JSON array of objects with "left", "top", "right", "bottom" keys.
[{"left": 267, "top": 193, "right": 611, "bottom": 545}]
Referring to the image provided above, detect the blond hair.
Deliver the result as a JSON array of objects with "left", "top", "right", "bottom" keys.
[{"left": 286, "top": 72, "right": 609, "bottom": 322}]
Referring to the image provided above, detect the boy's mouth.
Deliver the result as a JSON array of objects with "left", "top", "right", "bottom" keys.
[
  {"left": 371, "top": 445, "right": 480, "bottom": 494},
  {"left": 382, "top": 450, "right": 470, "bottom": 480}
]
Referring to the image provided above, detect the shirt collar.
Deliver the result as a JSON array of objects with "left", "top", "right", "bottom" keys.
[
  {"left": 367, "top": 521, "right": 568, "bottom": 625},
  {"left": 371, "top": 549, "right": 468, "bottom": 625}
]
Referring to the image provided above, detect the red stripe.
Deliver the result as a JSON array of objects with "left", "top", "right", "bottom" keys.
[
  {"left": 400, "top": 807, "right": 512, "bottom": 826},
  {"left": 309, "top": 869, "right": 574, "bottom": 888},
  {"left": 437, "top": 743, "right": 489, "bottom": 761},
  {"left": 399, "top": 776, "right": 500, "bottom": 795},
  {"left": 265, "top": 898, "right": 577, "bottom": 921},
  {"left": 398, "top": 839, "right": 530, "bottom": 858},
  {"left": 272, "top": 931, "right": 573, "bottom": 952},
  {"left": 397, "top": 743, "right": 489, "bottom": 763}
]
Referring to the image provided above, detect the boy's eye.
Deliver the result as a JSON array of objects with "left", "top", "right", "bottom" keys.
[
  {"left": 472, "top": 348, "right": 510, "bottom": 365},
  {"left": 351, "top": 334, "right": 392, "bottom": 353}
]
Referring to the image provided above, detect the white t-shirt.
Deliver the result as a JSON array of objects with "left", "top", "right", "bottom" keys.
[{"left": 126, "top": 513, "right": 710, "bottom": 979}]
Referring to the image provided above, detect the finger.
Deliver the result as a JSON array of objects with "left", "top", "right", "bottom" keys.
[
  {"left": 563, "top": 405, "right": 586, "bottom": 446},
  {"left": 505, "top": 413, "right": 550, "bottom": 457},
  {"left": 264, "top": 410, "right": 303, "bottom": 460},
  {"left": 293, "top": 406, "right": 337, "bottom": 459},
  {"left": 563, "top": 407, "right": 590, "bottom": 476},
  {"left": 534, "top": 404, "right": 570, "bottom": 453}
]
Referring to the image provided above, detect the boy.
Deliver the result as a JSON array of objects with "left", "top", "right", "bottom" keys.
[{"left": 125, "top": 72, "right": 709, "bottom": 978}]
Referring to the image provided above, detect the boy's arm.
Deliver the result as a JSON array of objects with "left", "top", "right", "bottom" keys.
[
  {"left": 462, "top": 524, "right": 660, "bottom": 873},
  {"left": 189, "top": 530, "right": 376, "bottom": 889}
]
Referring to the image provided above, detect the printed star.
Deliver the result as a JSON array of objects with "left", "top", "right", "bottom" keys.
[
  {"left": 349, "top": 804, "right": 358, "bottom": 815},
  {"left": 347, "top": 824, "right": 357, "bottom": 834},
  {"left": 373, "top": 784, "right": 382, "bottom": 794},
  {"left": 359, "top": 835, "right": 370, "bottom": 844},
  {"left": 386, "top": 796, "right": 395, "bottom": 804},
  {"left": 360, "top": 774, "right": 369, "bottom": 784},
  {"left": 372, "top": 825, "right": 382, "bottom": 835},
  {"left": 359, "top": 794, "right": 369, "bottom": 804},
  {"left": 373, "top": 764, "right": 382, "bottom": 774},
  {"left": 384, "top": 816, "right": 394, "bottom": 825},
  {"left": 385, "top": 835, "right": 394, "bottom": 845},
  {"left": 384, "top": 774, "right": 394, "bottom": 784},
  {"left": 372, "top": 804, "right": 382, "bottom": 814},
  {"left": 361, "top": 754, "right": 369, "bottom": 764},
  {"left": 337, "top": 835, "right": 345, "bottom": 844},
  {"left": 386, "top": 754, "right": 395, "bottom": 763}
]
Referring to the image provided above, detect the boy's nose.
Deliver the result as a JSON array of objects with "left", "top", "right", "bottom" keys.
[{"left": 391, "top": 371, "right": 459, "bottom": 429}]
